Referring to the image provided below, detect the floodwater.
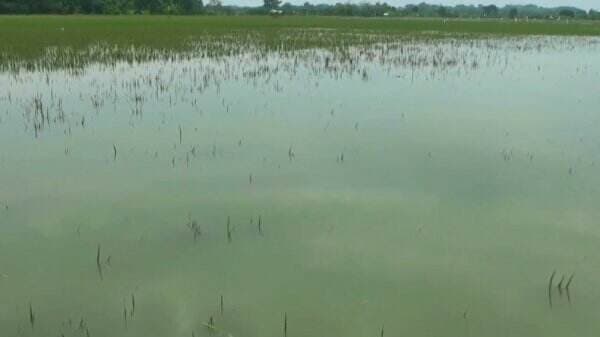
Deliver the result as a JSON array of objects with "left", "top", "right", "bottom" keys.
[{"left": 1, "top": 36, "right": 600, "bottom": 337}]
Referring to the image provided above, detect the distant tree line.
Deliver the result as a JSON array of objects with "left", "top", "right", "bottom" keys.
[
  {"left": 0, "top": 0, "right": 207, "bottom": 14},
  {"left": 0, "top": 0, "right": 598, "bottom": 20}
]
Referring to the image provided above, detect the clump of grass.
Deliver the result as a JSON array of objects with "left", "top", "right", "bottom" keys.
[
  {"left": 565, "top": 273, "right": 574, "bottom": 290},
  {"left": 548, "top": 270, "right": 556, "bottom": 308},
  {"left": 463, "top": 310, "right": 469, "bottom": 337},
  {"left": 566, "top": 273, "right": 575, "bottom": 303},
  {"left": 187, "top": 215, "right": 201, "bottom": 242},
  {"left": 557, "top": 275, "right": 565, "bottom": 295},
  {"left": 29, "top": 302, "right": 35, "bottom": 329},
  {"left": 96, "top": 244, "right": 103, "bottom": 281},
  {"left": 258, "top": 215, "right": 263, "bottom": 235},
  {"left": 284, "top": 312, "right": 288, "bottom": 337},
  {"left": 203, "top": 316, "right": 218, "bottom": 332},
  {"left": 220, "top": 295, "right": 224, "bottom": 315},
  {"left": 227, "top": 216, "right": 232, "bottom": 243}
]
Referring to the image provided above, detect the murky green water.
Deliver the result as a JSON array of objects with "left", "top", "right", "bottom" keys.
[{"left": 1, "top": 36, "right": 600, "bottom": 337}]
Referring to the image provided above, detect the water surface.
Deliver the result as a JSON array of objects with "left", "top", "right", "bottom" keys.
[{"left": 1, "top": 36, "right": 600, "bottom": 337}]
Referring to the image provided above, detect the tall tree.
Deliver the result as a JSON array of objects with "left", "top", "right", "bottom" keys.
[
  {"left": 179, "top": 0, "right": 202, "bottom": 13},
  {"left": 437, "top": 6, "right": 447, "bottom": 17},
  {"left": 559, "top": 9, "right": 575, "bottom": 18},
  {"left": 481, "top": 4, "right": 498, "bottom": 17},
  {"left": 263, "top": 0, "right": 281, "bottom": 9}
]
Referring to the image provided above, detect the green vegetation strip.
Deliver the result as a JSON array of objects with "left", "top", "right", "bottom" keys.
[{"left": 1, "top": 15, "right": 599, "bottom": 67}]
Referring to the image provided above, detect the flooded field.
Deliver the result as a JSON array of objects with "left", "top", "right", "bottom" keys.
[{"left": 1, "top": 32, "right": 600, "bottom": 337}]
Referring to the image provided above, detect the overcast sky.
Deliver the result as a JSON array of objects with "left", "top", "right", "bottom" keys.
[{"left": 228, "top": 0, "right": 598, "bottom": 10}]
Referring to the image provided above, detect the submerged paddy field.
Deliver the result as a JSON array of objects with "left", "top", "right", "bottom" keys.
[
  {"left": 1, "top": 15, "right": 600, "bottom": 337},
  {"left": 1, "top": 15, "right": 600, "bottom": 65}
]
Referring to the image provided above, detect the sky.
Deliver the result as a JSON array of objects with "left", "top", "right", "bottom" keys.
[{"left": 229, "top": 0, "right": 598, "bottom": 10}]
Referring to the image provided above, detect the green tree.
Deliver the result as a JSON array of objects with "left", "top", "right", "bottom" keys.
[
  {"left": 178, "top": 0, "right": 202, "bottom": 13},
  {"left": 437, "top": 5, "right": 447, "bottom": 17},
  {"left": 508, "top": 7, "right": 518, "bottom": 19},
  {"left": 263, "top": 0, "right": 281, "bottom": 9},
  {"left": 103, "top": 0, "right": 133, "bottom": 13},
  {"left": 80, "top": 0, "right": 104, "bottom": 13},
  {"left": 147, "top": 0, "right": 164, "bottom": 13},
  {"left": 559, "top": 9, "right": 575, "bottom": 18},
  {"left": 481, "top": 4, "right": 498, "bottom": 17}
]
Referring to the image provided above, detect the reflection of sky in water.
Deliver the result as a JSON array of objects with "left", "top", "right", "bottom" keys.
[{"left": 0, "top": 37, "right": 600, "bottom": 337}]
